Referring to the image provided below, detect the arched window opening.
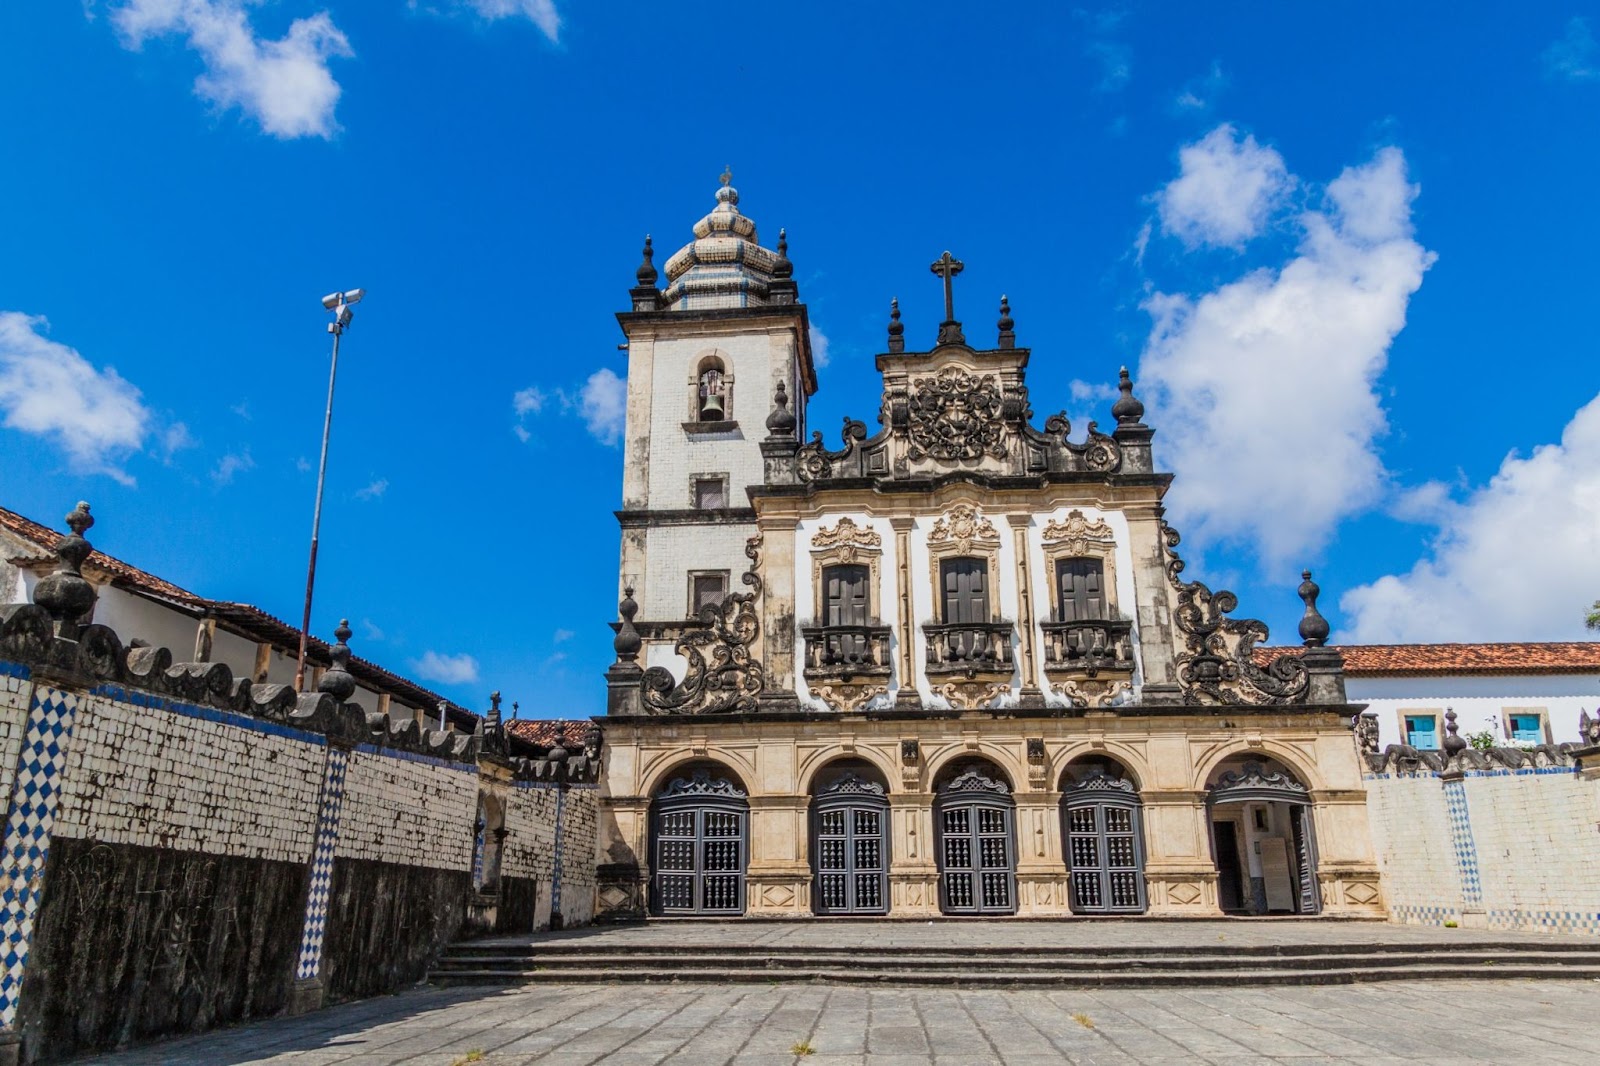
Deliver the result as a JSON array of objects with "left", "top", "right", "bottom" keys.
[
  {"left": 1059, "top": 757, "right": 1146, "bottom": 914},
  {"left": 1206, "top": 756, "right": 1320, "bottom": 916},
  {"left": 809, "top": 760, "right": 890, "bottom": 915},
  {"left": 697, "top": 359, "right": 728, "bottom": 421},
  {"left": 933, "top": 759, "right": 1016, "bottom": 915}
]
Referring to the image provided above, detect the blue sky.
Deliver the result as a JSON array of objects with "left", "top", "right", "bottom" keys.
[{"left": 3, "top": 2, "right": 1599, "bottom": 718}]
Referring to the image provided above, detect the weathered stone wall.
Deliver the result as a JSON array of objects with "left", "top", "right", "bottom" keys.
[
  {"left": 1365, "top": 764, "right": 1600, "bottom": 935},
  {"left": 336, "top": 748, "right": 478, "bottom": 869},
  {"left": 498, "top": 782, "right": 600, "bottom": 930}
]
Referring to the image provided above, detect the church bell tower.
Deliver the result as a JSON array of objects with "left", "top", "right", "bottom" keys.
[{"left": 610, "top": 171, "right": 818, "bottom": 696}]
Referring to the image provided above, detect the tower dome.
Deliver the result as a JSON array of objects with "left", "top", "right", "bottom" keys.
[{"left": 661, "top": 169, "right": 795, "bottom": 310}]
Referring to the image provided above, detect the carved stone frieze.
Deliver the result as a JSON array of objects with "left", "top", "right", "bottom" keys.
[
  {"left": 1040, "top": 509, "right": 1115, "bottom": 555},
  {"left": 810, "top": 683, "right": 888, "bottom": 713},
  {"left": 810, "top": 516, "right": 882, "bottom": 560},
  {"left": 1160, "top": 521, "right": 1310, "bottom": 706},
  {"left": 935, "top": 680, "right": 1007, "bottom": 711},
  {"left": 642, "top": 535, "right": 767, "bottom": 715},
  {"left": 927, "top": 503, "right": 1000, "bottom": 553},
  {"left": 1051, "top": 677, "right": 1131, "bottom": 709},
  {"left": 906, "top": 366, "right": 1006, "bottom": 461}
]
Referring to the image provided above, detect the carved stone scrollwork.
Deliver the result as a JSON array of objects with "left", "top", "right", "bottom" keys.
[
  {"left": 1051, "top": 677, "right": 1131, "bottom": 709},
  {"left": 1354, "top": 713, "right": 1380, "bottom": 754},
  {"left": 657, "top": 769, "right": 747, "bottom": 799},
  {"left": 795, "top": 418, "right": 869, "bottom": 483},
  {"left": 936, "top": 680, "right": 1007, "bottom": 711},
  {"left": 927, "top": 503, "right": 1000, "bottom": 552},
  {"left": 906, "top": 366, "right": 1006, "bottom": 462},
  {"left": 811, "top": 516, "right": 882, "bottom": 560},
  {"left": 1040, "top": 509, "right": 1115, "bottom": 554},
  {"left": 819, "top": 770, "right": 887, "bottom": 797},
  {"left": 941, "top": 769, "right": 1011, "bottom": 795},
  {"left": 810, "top": 684, "right": 887, "bottom": 712},
  {"left": 642, "top": 535, "right": 767, "bottom": 715},
  {"left": 1160, "top": 521, "right": 1310, "bottom": 706}
]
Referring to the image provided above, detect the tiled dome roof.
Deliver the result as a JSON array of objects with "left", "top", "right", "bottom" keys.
[{"left": 661, "top": 172, "right": 789, "bottom": 310}]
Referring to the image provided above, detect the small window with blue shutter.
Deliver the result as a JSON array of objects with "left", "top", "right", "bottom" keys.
[
  {"left": 1508, "top": 713, "right": 1543, "bottom": 743},
  {"left": 1404, "top": 714, "right": 1438, "bottom": 750}
]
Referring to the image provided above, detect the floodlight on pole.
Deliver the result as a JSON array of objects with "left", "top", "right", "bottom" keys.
[{"left": 296, "top": 288, "right": 364, "bottom": 692}]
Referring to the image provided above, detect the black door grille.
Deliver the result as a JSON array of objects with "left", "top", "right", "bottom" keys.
[
  {"left": 1064, "top": 797, "right": 1147, "bottom": 913},
  {"left": 935, "top": 774, "right": 1016, "bottom": 916},
  {"left": 652, "top": 772, "right": 748, "bottom": 916}
]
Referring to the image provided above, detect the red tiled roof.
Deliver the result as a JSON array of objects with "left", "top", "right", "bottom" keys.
[
  {"left": 506, "top": 719, "right": 592, "bottom": 748},
  {"left": 2, "top": 504, "right": 478, "bottom": 726},
  {"left": 1260, "top": 642, "right": 1600, "bottom": 676}
]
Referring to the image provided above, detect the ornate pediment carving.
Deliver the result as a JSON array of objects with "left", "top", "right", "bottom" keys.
[
  {"left": 906, "top": 366, "right": 1006, "bottom": 462},
  {"left": 811, "top": 517, "right": 882, "bottom": 561},
  {"left": 927, "top": 503, "right": 999, "bottom": 552},
  {"left": 1041, "top": 510, "right": 1115, "bottom": 554},
  {"left": 658, "top": 769, "right": 747, "bottom": 799}
]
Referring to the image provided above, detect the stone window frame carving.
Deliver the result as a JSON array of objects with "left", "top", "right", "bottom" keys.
[
  {"left": 1397, "top": 707, "right": 1443, "bottom": 750},
  {"left": 1500, "top": 705, "right": 1550, "bottom": 744},
  {"left": 809, "top": 517, "right": 886, "bottom": 626},
  {"left": 691, "top": 471, "right": 731, "bottom": 510},
  {"left": 1039, "top": 509, "right": 1122, "bottom": 623},
  {"left": 687, "top": 569, "right": 731, "bottom": 618},
  {"left": 923, "top": 503, "right": 1004, "bottom": 625},
  {"left": 690, "top": 351, "right": 734, "bottom": 422}
]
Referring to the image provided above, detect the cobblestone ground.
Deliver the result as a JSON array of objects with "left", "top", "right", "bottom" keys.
[{"left": 77, "top": 978, "right": 1599, "bottom": 1066}]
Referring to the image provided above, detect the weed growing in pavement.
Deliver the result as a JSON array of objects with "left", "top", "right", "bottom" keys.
[
  {"left": 449, "top": 1051, "right": 486, "bottom": 1066},
  {"left": 790, "top": 1039, "right": 816, "bottom": 1055},
  {"left": 1072, "top": 1012, "right": 1095, "bottom": 1029}
]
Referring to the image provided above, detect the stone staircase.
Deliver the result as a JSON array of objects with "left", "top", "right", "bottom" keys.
[{"left": 430, "top": 934, "right": 1600, "bottom": 989}]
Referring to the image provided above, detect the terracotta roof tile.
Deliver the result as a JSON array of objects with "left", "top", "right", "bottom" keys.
[
  {"left": 1, "top": 505, "right": 199, "bottom": 603},
  {"left": 506, "top": 719, "right": 592, "bottom": 749},
  {"left": 1259, "top": 642, "right": 1600, "bottom": 676}
]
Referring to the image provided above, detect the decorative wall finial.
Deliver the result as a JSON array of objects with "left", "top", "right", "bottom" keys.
[
  {"left": 1442, "top": 707, "right": 1467, "bottom": 756},
  {"left": 613, "top": 586, "right": 642, "bottom": 662},
  {"left": 485, "top": 690, "right": 504, "bottom": 752},
  {"left": 33, "top": 500, "right": 98, "bottom": 634},
  {"left": 887, "top": 297, "right": 905, "bottom": 353},
  {"left": 1111, "top": 366, "right": 1146, "bottom": 426},
  {"left": 765, "top": 380, "right": 797, "bottom": 438},
  {"left": 720, "top": 164, "right": 732, "bottom": 186},
  {"left": 635, "top": 234, "right": 657, "bottom": 286},
  {"left": 773, "top": 227, "right": 793, "bottom": 279},
  {"left": 317, "top": 618, "right": 357, "bottom": 701},
  {"left": 1297, "top": 570, "right": 1330, "bottom": 647},
  {"left": 997, "top": 294, "right": 1015, "bottom": 348}
]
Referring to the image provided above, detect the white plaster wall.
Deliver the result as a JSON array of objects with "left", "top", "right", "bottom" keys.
[
  {"left": 1362, "top": 774, "right": 1462, "bottom": 923},
  {"left": 53, "top": 692, "right": 325, "bottom": 864},
  {"left": 1467, "top": 771, "right": 1600, "bottom": 926},
  {"left": 1349, "top": 675, "right": 1600, "bottom": 748},
  {"left": 908, "top": 507, "right": 1022, "bottom": 708},
  {"left": 336, "top": 750, "right": 479, "bottom": 871}
]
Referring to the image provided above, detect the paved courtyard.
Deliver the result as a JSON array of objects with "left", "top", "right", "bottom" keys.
[{"left": 77, "top": 976, "right": 1600, "bottom": 1066}]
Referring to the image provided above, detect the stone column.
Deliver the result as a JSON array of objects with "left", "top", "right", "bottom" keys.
[
  {"left": 1122, "top": 502, "right": 1180, "bottom": 703},
  {"left": 745, "top": 794, "right": 809, "bottom": 916},
  {"left": 757, "top": 516, "right": 798, "bottom": 709},
  {"left": 288, "top": 742, "right": 352, "bottom": 1015},
  {"left": 0, "top": 679, "right": 83, "bottom": 1065},
  {"left": 890, "top": 517, "right": 920, "bottom": 710},
  {"left": 887, "top": 791, "right": 939, "bottom": 915},
  {"left": 1007, "top": 515, "right": 1043, "bottom": 706},
  {"left": 1140, "top": 789, "right": 1223, "bottom": 915},
  {"left": 1014, "top": 790, "right": 1071, "bottom": 915}
]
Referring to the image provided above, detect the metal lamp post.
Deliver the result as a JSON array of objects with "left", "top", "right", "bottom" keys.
[{"left": 295, "top": 288, "right": 365, "bottom": 692}]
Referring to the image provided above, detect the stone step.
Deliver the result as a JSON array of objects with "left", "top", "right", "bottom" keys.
[
  {"left": 441, "top": 939, "right": 1600, "bottom": 959},
  {"left": 430, "top": 950, "right": 1600, "bottom": 974},
  {"left": 428, "top": 962, "right": 1600, "bottom": 989}
]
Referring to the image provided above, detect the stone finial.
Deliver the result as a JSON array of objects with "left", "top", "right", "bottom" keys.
[
  {"left": 1442, "top": 708, "right": 1467, "bottom": 756},
  {"left": 487, "top": 690, "right": 503, "bottom": 731},
  {"left": 997, "top": 295, "right": 1015, "bottom": 349},
  {"left": 1297, "top": 570, "right": 1330, "bottom": 647},
  {"left": 773, "top": 228, "right": 793, "bottom": 280},
  {"left": 765, "top": 380, "right": 797, "bottom": 438},
  {"left": 613, "top": 586, "right": 642, "bottom": 662},
  {"left": 317, "top": 618, "right": 357, "bottom": 701},
  {"left": 1112, "top": 366, "right": 1146, "bottom": 426},
  {"left": 33, "top": 501, "right": 98, "bottom": 634},
  {"left": 887, "top": 298, "right": 905, "bottom": 353},
  {"left": 635, "top": 234, "right": 657, "bottom": 286},
  {"left": 511, "top": 700, "right": 520, "bottom": 720},
  {"left": 1580, "top": 708, "right": 1600, "bottom": 747}
]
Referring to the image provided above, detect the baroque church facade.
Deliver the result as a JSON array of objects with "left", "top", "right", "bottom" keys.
[{"left": 593, "top": 174, "right": 1385, "bottom": 921}]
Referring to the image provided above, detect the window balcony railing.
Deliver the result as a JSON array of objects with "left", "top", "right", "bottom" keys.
[
  {"left": 923, "top": 621, "right": 1016, "bottom": 677},
  {"left": 801, "top": 623, "right": 894, "bottom": 681},
  {"left": 1040, "top": 618, "right": 1135, "bottom": 675}
]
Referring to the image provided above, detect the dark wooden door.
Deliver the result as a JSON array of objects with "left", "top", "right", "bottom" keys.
[
  {"left": 813, "top": 799, "right": 888, "bottom": 915},
  {"left": 654, "top": 802, "right": 747, "bottom": 915},
  {"left": 937, "top": 800, "right": 1016, "bottom": 915},
  {"left": 1056, "top": 558, "right": 1106, "bottom": 622},
  {"left": 1213, "top": 820, "right": 1245, "bottom": 913},
  {"left": 1065, "top": 800, "right": 1147, "bottom": 913}
]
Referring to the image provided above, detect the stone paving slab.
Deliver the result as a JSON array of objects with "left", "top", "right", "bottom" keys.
[
  {"left": 463, "top": 917, "right": 1600, "bottom": 951},
  {"left": 74, "top": 977, "right": 1600, "bottom": 1065}
]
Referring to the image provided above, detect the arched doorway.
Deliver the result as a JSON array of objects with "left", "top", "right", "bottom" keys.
[
  {"left": 933, "top": 760, "right": 1016, "bottom": 915},
  {"left": 651, "top": 765, "right": 749, "bottom": 916},
  {"left": 1206, "top": 757, "right": 1320, "bottom": 916},
  {"left": 1059, "top": 757, "right": 1147, "bottom": 914},
  {"left": 810, "top": 762, "right": 890, "bottom": 915}
]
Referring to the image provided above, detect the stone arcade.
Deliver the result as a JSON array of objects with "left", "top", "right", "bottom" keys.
[{"left": 593, "top": 174, "right": 1386, "bottom": 921}]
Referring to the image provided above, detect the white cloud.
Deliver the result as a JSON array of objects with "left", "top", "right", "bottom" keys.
[
  {"left": 359, "top": 618, "right": 385, "bottom": 642},
  {"left": 1157, "top": 124, "right": 1291, "bottom": 250},
  {"left": 513, "top": 385, "right": 546, "bottom": 416},
  {"left": 1543, "top": 17, "right": 1599, "bottom": 83},
  {"left": 0, "top": 312, "right": 152, "bottom": 484},
  {"left": 355, "top": 477, "right": 388, "bottom": 500},
  {"left": 211, "top": 449, "right": 254, "bottom": 484},
  {"left": 159, "top": 421, "right": 196, "bottom": 461},
  {"left": 1343, "top": 393, "right": 1600, "bottom": 642},
  {"left": 410, "top": 650, "right": 480, "bottom": 685},
  {"left": 112, "top": 1, "right": 352, "bottom": 139},
  {"left": 809, "top": 325, "right": 831, "bottom": 369},
  {"left": 449, "top": 0, "right": 561, "bottom": 41},
  {"left": 1172, "top": 60, "right": 1226, "bottom": 113},
  {"left": 579, "top": 367, "right": 626, "bottom": 446},
  {"left": 1140, "top": 143, "right": 1434, "bottom": 564},
  {"left": 553, "top": 628, "right": 574, "bottom": 643}
]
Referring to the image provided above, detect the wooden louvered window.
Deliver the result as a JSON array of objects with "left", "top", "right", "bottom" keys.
[{"left": 1056, "top": 558, "right": 1106, "bottom": 622}]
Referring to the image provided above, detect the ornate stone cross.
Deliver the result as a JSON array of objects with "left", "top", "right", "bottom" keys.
[{"left": 929, "top": 250, "right": 966, "bottom": 345}]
